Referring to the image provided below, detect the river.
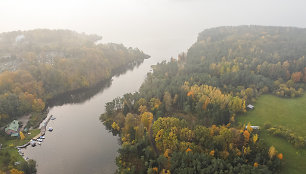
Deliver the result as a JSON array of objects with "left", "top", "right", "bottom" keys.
[
  {"left": 12, "top": 0, "right": 306, "bottom": 173},
  {"left": 21, "top": 42, "right": 194, "bottom": 174}
]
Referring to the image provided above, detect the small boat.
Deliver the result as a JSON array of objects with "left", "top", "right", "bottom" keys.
[
  {"left": 48, "top": 127, "right": 53, "bottom": 132},
  {"left": 30, "top": 141, "right": 36, "bottom": 147},
  {"left": 51, "top": 117, "right": 56, "bottom": 120},
  {"left": 39, "top": 136, "right": 45, "bottom": 139},
  {"left": 37, "top": 139, "right": 43, "bottom": 142},
  {"left": 38, "top": 142, "right": 42, "bottom": 145}
]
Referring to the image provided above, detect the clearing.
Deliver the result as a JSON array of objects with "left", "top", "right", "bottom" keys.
[{"left": 237, "top": 94, "right": 306, "bottom": 174}]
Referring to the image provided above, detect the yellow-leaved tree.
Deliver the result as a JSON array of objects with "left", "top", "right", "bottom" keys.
[
  {"left": 253, "top": 134, "right": 258, "bottom": 143},
  {"left": 20, "top": 131, "right": 25, "bottom": 140},
  {"left": 269, "top": 146, "right": 277, "bottom": 159},
  {"left": 9, "top": 169, "right": 24, "bottom": 174}
]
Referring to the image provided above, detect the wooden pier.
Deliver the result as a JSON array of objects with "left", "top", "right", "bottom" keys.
[
  {"left": 17, "top": 115, "right": 53, "bottom": 150},
  {"left": 32, "top": 115, "right": 52, "bottom": 140},
  {"left": 16, "top": 142, "right": 30, "bottom": 149}
]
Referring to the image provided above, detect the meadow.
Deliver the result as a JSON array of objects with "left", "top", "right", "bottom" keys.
[
  {"left": 0, "top": 129, "right": 40, "bottom": 170},
  {"left": 237, "top": 94, "right": 306, "bottom": 174}
]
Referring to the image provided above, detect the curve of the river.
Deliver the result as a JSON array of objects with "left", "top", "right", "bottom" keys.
[
  {"left": 21, "top": 26, "right": 197, "bottom": 173},
  {"left": 22, "top": 56, "right": 163, "bottom": 174}
]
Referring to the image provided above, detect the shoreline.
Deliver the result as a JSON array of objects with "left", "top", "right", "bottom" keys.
[
  {"left": 34, "top": 114, "right": 53, "bottom": 139},
  {"left": 17, "top": 114, "right": 53, "bottom": 149},
  {"left": 16, "top": 114, "right": 53, "bottom": 162}
]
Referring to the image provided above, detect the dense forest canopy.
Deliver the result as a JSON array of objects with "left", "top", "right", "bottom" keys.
[
  {"left": 0, "top": 29, "right": 149, "bottom": 126},
  {"left": 101, "top": 26, "right": 306, "bottom": 173},
  {"left": 187, "top": 26, "right": 306, "bottom": 96}
]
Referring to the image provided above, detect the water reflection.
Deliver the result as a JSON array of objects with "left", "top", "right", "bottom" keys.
[
  {"left": 22, "top": 56, "right": 157, "bottom": 174},
  {"left": 46, "top": 59, "right": 146, "bottom": 107}
]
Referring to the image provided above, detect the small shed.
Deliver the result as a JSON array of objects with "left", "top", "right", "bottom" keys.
[
  {"left": 247, "top": 104, "right": 254, "bottom": 110},
  {"left": 245, "top": 125, "right": 260, "bottom": 130},
  {"left": 5, "top": 120, "right": 19, "bottom": 136}
]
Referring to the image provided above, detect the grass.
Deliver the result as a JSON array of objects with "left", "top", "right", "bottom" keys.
[
  {"left": 237, "top": 94, "right": 306, "bottom": 174},
  {"left": 0, "top": 129, "right": 40, "bottom": 170}
]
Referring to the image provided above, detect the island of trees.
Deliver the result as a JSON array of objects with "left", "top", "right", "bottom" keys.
[
  {"left": 101, "top": 26, "right": 306, "bottom": 173},
  {"left": 0, "top": 29, "right": 149, "bottom": 173}
]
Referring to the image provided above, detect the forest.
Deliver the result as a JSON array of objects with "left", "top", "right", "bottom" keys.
[
  {"left": 0, "top": 29, "right": 149, "bottom": 173},
  {"left": 0, "top": 29, "right": 149, "bottom": 127},
  {"left": 101, "top": 26, "right": 306, "bottom": 173}
]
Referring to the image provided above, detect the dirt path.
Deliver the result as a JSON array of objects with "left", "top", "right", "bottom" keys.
[{"left": 17, "top": 114, "right": 31, "bottom": 131}]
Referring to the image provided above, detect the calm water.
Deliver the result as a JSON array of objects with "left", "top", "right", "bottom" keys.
[
  {"left": 9, "top": 0, "right": 306, "bottom": 173},
  {"left": 21, "top": 47, "right": 191, "bottom": 174}
]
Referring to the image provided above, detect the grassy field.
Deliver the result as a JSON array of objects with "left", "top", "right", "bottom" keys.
[
  {"left": 0, "top": 129, "right": 40, "bottom": 170},
  {"left": 237, "top": 94, "right": 306, "bottom": 174}
]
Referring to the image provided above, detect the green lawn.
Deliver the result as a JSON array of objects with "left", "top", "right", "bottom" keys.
[
  {"left": 237, "top": 94, "right": 306, "bottom": 174},
  {"left": 0, "top": 129, "right": 40, "bottom": 170}
]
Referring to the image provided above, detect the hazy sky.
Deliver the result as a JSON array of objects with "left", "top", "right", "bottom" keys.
[{"left": 1, "top": 0, "right": 306, "bottom": 57}]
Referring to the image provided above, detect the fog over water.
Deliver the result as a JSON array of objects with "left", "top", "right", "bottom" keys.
[
  {"left": 1, "top": 0, "right": 306, "bottom": 173},
  {"left": 1, "top": 0, "right": 306, "bottom": 59}
]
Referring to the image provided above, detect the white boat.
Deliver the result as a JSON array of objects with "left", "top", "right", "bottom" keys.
[
  {"left": 38, "top": 142, "right": 42, "bottom": 145},
  {"left": 48, "top": 127, "right": 53, "bottom": 131},
  {"left": 30, "top": 141, "right": 36, "bottom": 147}
]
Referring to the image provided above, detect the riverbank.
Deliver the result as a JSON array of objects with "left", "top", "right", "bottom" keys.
[
  {"left": 20, "top": 53, "right": 155, "bottom": 174},
  {"left": 0, "top": 114, "right": 54, "bottom": 172},
  {"left": 0, "top": 55, "right": 151, "bottom": 173},
  {"left": 0, "top": 129, "right": 40, "bottom": 171},
  {"left": 45, "top": 56, "right": 148, "bottom": 108},
  {"left": 33, "top": 114, "right": 53, "bottom": 140}
]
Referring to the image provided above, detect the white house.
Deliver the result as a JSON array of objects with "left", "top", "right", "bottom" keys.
[{"left": 247, "top": 104, "right": 254, "bottom": 110}]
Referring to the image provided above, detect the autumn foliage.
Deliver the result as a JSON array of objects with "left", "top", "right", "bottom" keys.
[
  {"left": 100, "top": 26, "right": 295, "bottom": 173},
  {"left": 277, "top": 153, "right": 283, "bottom": 160},
  {"left": 0, "top": 29, "right": 148, "bottom": 126}
]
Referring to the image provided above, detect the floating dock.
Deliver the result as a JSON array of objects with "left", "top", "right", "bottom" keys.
[{"left": 32, "top": 115, "right": 53, "bottom": 140}]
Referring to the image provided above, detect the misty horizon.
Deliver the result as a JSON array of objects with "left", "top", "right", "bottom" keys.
[
  {"left": 1, "top": 1, "right": 306, "bottom": 173},
  {"left": 1, "top": 0, "right": 306, "bottom": 58}
]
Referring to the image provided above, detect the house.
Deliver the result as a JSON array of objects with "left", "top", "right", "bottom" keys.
[
  {"left": 245, "top": 125, "right": 260, "bottom": 130},
  {"left": 5, "top": 120, "right": 20, "bottom": 136},
  {"left": 247, "top": 104, "right": 254, "bottom": 110}
]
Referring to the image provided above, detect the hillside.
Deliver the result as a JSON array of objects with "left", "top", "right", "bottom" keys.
[
  {"left": 101, "top": 26, "right": 306, "bottom": 173},
  {"left": 0, "top": 29, "right": 149, "bottom": 126}
]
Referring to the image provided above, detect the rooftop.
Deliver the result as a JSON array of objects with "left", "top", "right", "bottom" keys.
[{"left": 5, "top": 120, "right": 19, "bottom": 132}]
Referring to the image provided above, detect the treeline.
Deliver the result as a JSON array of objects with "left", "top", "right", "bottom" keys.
[
  {"left": 265, "top": 124, "right": 306, "bottom": 148},
  {"left": 99, "top": 26, "right": 306, "bottom": 173},
  {"left": 102, "top": 111, "right": 282, "bottom": 173},
  {"left": 0, "top": 29, "right": 149, "bottom": 126},
  {"left": 187, "top": 26, "right": 306, "bottom": 98},
  {"left": 101, "top": 89, "right": 281, "bottom": 173}
]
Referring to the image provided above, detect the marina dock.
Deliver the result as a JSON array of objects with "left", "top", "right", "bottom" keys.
[{"left": 32, "top": 115, "right": 52, "bottom": 140}]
